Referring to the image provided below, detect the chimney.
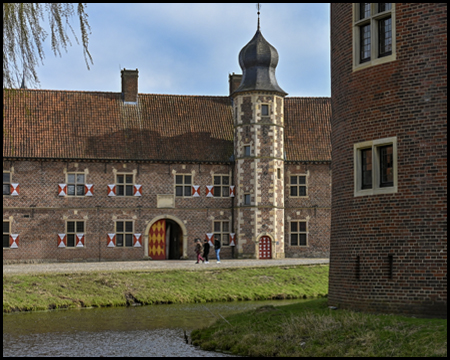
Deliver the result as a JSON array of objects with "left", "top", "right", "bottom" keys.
[
  {"left": 229, "top": 73, "right": 242, "bottom": 96},
  {"left": 121, "top": 69, "right": 139, "bottom": 103}
]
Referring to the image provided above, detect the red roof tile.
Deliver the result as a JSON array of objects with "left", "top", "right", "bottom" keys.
[{"left": 3, "top": 89, "right": 330, "bottom": 162}]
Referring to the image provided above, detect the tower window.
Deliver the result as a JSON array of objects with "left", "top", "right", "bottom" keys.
[
  {"left": 244, "top": 146, "right": 251, "bottom": 157},
  {"left": 244, "top": 194, "right": 251, "bottom": 205},
  {"left": 354, "top": 137, "right": 397, "bottom": 196},
  {"left": 353, "top": 3, "right": 396, "bottom": 70},
  {"left": 261, "top": 104, "right": 269, "bottom": 116}
]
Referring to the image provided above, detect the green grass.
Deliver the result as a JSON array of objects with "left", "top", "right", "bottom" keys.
[
  {"left": 3, "top": 264, "right": 329, "bottom": 312},
  {"left": 191, "top": 298, "right": 447, "bottom": 357}
]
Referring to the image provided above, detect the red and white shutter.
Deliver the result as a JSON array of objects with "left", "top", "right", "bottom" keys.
[
  {"left": 9, "top": 234, "right": 19, "bottom": 248},
  {"left": 206, "top": 186, "right": 214, "bottom": 197},
  {"left": 58, "top": 184, "right": 67, "bottom": 196},
  {"left": 58, "top": 234, "right": 67, "bottom": 248},
  {"left": 134, "top": 184, "right": 142, "bottom": 196},
  {"left": 10, "top": 184, "right": 20, "bottom": 196},
  {"left": 229, "top": 185, "right": 235, "bottom": 197},
  {"left": 85, "top": 184, "right": 94, "bottom": 196},
  {"left": 206, "top": 233, "right": 214, "bottom": 247},
  {"left": 107, "top": 233, "right": 116, "bottom": 247},
  {"left": 76, "top": 234, "right": 85, "bottom": 247},
  {"left": 107, "top": 185, "right": 116, "bottom": 196},
  {"left": 192, "top": 185, "right": 200, "bottom": 197},
  {"left": 229, "top": 233, "right": 236, "bottom": 246},
  {"left": 133, "top": 233, "right": 142, "bottom": 247}
]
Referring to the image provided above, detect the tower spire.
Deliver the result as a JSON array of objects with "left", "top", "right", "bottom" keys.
[{"left": 257, "top": 3, "right": 261, "bottom": 30}]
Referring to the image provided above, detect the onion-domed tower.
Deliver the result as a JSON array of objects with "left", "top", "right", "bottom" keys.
[{"left": 231, "top": 16, "right": 287, "bottom": 259}]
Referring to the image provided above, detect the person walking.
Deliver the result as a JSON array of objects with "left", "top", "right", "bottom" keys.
[
  {"left": 214, "top": 236, "right": 221, "bottom": 264},
  {"left": 203, "top": 239, "right": 210, "bottom": 264},
  {"left": 194, "top": 238, "right": 204, "bottom": 264}
]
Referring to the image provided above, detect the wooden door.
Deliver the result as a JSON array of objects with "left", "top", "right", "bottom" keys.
[
  {"left": 148, "top": 219, "right": 166, "bottom": 260},
  {"left": 259, "top": 236, "right": 272, "bottom": 259}
]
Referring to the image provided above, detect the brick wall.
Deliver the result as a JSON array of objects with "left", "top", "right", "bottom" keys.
[
  {"left": 4, "top": 158, "right": 331, "bottom": 263},
  {"left": 329, "top": 3, "right": 447, "bottom": 317}
]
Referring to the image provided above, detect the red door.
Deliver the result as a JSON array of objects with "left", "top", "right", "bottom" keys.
[
  {"left": 259, "top": 236, "right": 272, "bottom": 259},
  {"left": 148, "top": 220, "right": 166, "bottom": 260}
]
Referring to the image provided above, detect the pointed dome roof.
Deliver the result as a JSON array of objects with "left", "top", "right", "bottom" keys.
[{"left": 233, "top": 29, "right": 287, "bottom": 96}]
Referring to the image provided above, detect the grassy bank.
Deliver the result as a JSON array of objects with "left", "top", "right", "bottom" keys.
[
  {"left": 3, "top": 265, "right": 328, "bottom": 313},
  {"left": 191, "top": 298, "right": 447, "bottom": 357}
]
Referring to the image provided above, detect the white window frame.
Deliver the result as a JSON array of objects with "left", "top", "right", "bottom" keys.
[
  {"left": 65, "top": 220, "right": 86, "bottom": 248},
  {"left": 354, "top": 136, "right": 398, "bottom": 197},
  {"left": 114, "top": 220, "right": 135, "bottom": 248},
  {"left": 289, "top": 174, "right": 308, "bottom": 198},
  {"left": 66, "top": 172, "right": 86, "bottom": 197},
  {"left": 289, "top": 220, "right": 308, "bottom": 247},
  {"left": 213, "top": 174, "right": 231, "bottom": 197},
  {"left": 115, "top": 173, "right": 135, "bottom": 197},
  {"left": 353, "top": 3, "right": 396, "bottom": 71},
  {"left": 174, "top": 173, "right": 193, "bottom": 198}
]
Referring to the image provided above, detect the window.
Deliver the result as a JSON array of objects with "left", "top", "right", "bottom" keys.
[
  {"left": 175, "top": 174, "right": 192, "bottom": 197},
  {"left": 354, "top": 137, "right": 397, "bottom": 196},
  {"left": 116, "top": 174, "right": 134, "bottom": 196},
  {"left": 244, "top": 146, "right": 251, "bottom": 157},
  {"left": 67, "top": 173, "right": 85, "bottom": 196},
  {"left": 261, "top": 104, "right": 269, "bottom": 116},
  {"left": 244, "top": 194, "right": 251, "bottom": 205},
  {"left": 115, "top": 221, "right": 134, "bottom": 247},
  {"left": 214, "top": 221, "right": 230, "bottom": 246},
  {"left": 353, "top": 3, "right": 395, "bottom": 70},
  {"left": 3, "top": 172, "right": 11, "bottom": 195},
  {"left": 66, "top": 221, "right": 84, "bottom": 247},
  {"left": 213, "top": 175, "right": 230, "bottom": 197},
  {"left": 277, "top": 168, "right": 281, "bottom": 180},
  {"left": 290, "top": 175, "right": 307, "bottom": 197},
  {"left": 290, "top": 221, "right": 307, "bottom": 246},
  {"left": 3, "top": 221, "right": 10, "bottom": 248}
]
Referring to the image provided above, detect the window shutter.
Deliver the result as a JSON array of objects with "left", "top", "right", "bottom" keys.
[
  {"left": 9, "top": 234, "right": 19, "bottom": 248},
  {"left": 85, "top": 184, "right": 94, "bottom": 196},
  {"left": 108, "top": 185, "right": 116, "bottom": 196},
  {"left": 192, "top": 185, "right": 200, "bottom": 197},
  {"left": 133, "top": 233, "right": 142, "bottom": 247},
  {"left": 58, "top": 184, "right": 67, "bottom": 196},
  {"left": 206, "top": 233, "right": 214, "bottom": 247},
  {"left": 134, "top": 184, "right": 142, "bottom": 196},
  {"left": 229, "top": 233, "right": 236, "bottom": 246},
  {"left": 10, "top": 184, "right": 20, "bottom": 196},
  {"left": 206, "top": 185, "right": 214, "bottom": 197},
  {"left": 58, "top": 234, "right": 67, "bottom": 248},
  {"left": 229, "top": 185, "right": 235, "bottom": 197},
  {"left": 107, "top": 233, "right": 116, "bottom": 247},
  {"left": 76, "top": 234, "right": 85, "bottom": 247}
]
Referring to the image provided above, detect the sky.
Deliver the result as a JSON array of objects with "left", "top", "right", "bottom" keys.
[{"left": 35, "top": 3, "right": 330, "bottom": 97}]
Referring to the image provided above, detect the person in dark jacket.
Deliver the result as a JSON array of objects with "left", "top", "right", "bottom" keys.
[
  {"left": 214, "top": 236, "right": 221, "bottom": 264},
  {"left": 203, "top": 239, "right": 210, "bottom": 264}
]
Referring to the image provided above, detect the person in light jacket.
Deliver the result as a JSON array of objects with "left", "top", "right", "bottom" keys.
[{"left": 194, "top": 238, "right": 204, "bottom": 264}]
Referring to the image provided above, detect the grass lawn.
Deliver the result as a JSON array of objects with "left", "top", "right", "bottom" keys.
[
  {"left": 3, "top": 265, "right": 329, "bottom": 312},
  {"left": 191, "top": 298, "right": 447, "bottom": 357}
]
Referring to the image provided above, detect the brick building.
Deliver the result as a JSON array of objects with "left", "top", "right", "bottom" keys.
[
  {"left": 328, "top": 3, "right": 447, "bottom": 317},
  {"left": 3, "top": 25, "right": 331, "bottom": 263}
]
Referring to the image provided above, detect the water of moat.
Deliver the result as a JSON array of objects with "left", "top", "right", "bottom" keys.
[{"left": 3, "top": 299, "right": 303, "bottom": 357}]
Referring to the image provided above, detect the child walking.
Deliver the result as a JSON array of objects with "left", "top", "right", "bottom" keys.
[{"left": 194, "top": 238, "right": 204, "bottom": 264}]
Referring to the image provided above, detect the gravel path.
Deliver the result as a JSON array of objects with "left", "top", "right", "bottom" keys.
[{"left": 3, "top": 258, "right": 329, "bottom": 275}]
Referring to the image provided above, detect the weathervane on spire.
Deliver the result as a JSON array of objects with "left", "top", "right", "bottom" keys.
[{"left": 257, "top": 3, "right": 261, "bottom": 30}]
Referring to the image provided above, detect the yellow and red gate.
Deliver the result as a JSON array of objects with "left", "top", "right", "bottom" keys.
[
  {"left": 148, "top": 219, "right": 166, "bottom": 260},
  {"left": 259, "top": 236, "right": 272, "bottom": 259}
]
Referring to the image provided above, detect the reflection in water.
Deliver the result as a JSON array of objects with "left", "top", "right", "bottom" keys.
[{"left": 3, "top": 299, "right": 303, "bottom": 357}]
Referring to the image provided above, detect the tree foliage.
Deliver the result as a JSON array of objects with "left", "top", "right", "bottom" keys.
[{"left": 3, "top": 3, "right": 93, "bottom": 88}]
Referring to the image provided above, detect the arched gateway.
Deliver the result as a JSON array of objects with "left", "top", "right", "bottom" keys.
[{"left": 144, "top": 216, "right": 188, "bottom": 259}]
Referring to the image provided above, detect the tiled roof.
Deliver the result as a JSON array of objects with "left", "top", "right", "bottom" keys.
[
  {"left": 284, "top": 97, "right": 331, "bottom": 162},
  {"left": 3, "top": 89, "right": 331, "bottom": 162}
]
